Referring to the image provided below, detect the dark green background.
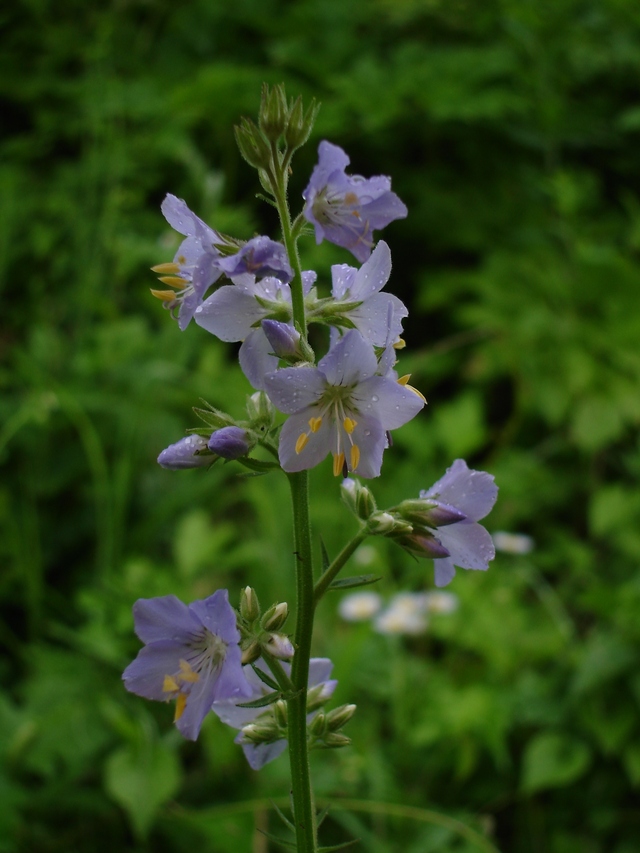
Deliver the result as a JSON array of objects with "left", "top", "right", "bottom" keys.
[{"left": 2, "top": 0, "right": 640, "bottom": 850}]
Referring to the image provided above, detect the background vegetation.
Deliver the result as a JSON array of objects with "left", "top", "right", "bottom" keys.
[{"left": 2, "top": 0, "right": 640, "bottom": 850}]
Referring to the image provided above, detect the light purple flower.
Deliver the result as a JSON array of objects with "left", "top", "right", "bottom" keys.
[
  {"left": 263, "top": 330, "right": 424, "bottom": 479},
  {"left": 194, "top": 271, "right": 316, "bottom": 389},
  {"left": 419, "top": 459, "right": 498, "bottom": 587},
  {"left": 157, "top": 435, "right": 213, "bottom": 470},
  {"left": 303, "top": 141, "right": 407, "bottom": 262},
  {"left": 122, "top": 591, "right": 251, "bottom": 740},
  {"left": 330, "top": 241, "right": 407, "bottom": 347},
  {"left": 211, "top": 658, "right": 337, "bottom": 770},
  {"left": 216, "top": 236, "right": 293, "bottom": 283},
  {"left": 156, "top": 194, "right": 224, "bottom": 330}
]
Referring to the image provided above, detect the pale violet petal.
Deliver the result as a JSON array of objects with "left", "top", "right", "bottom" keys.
[
  {"left": 194, "top": 287, "right": 263, "bottom": 341},
  {"left": 421, "top": 459, "right": 498, "bottom": 521},
  {"left": 435, "top": 520, "right": 495, "bottom": 571}
]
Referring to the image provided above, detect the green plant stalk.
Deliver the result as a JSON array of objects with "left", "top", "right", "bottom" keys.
[
  {"left": 272, "top": 148, "right": 317, "bottom": 853},
  {"left": 313, "top": 529, "right": 369, "bottom": 605}
]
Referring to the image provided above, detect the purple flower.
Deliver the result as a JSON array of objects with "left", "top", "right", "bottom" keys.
[
  {"left": 208, "top": 426, "right": 251, "bottom": 459},
  {"left": 419, "top": 459, "right": 498, "bottom": 587},
  {"left": 261, "top": 319, "right": 303, "bottom": 360},
  {"left": 330, "top": 240, "right": 407, "bottom": 347},
  {"left": 195, "top": 271, "right": 316, "bottom": 390},
  {"left": 157, "top": 435, "right": 213, "bottom": 470},
  {"left": 122, "top": 591, "right": 251, "bottom": 740},
  {"left": 303, "top": 141, "right": 407, "bottom": 262},
  {"left": 263, "top": 330, "right": 424, "bottom": 478},
  {"left": 211, "top": 658, "right": 337, "bottom": 770},
  {"left": 216, "top": 236, "right": 293, "bottom": 283},
  {"left": 154, "top": 195, "right": 224, "bottom": 330}
]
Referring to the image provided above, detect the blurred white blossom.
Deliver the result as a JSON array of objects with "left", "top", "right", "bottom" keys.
[{"left": 492, "top": 531, "right": 535, "bottom": 554}]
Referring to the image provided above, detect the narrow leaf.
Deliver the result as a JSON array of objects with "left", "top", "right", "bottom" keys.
[
  {"left": 236, "top": 457, "right": 280, "bottom": 473},
  {"left": 318, "top": 839, "right": 360, "bottom": 852},
  {"left": 252, "top": 666, "right": 280, "bottom": 691},
  {"left": 236, "top": 690, "right": 282, "bottom": 709},
  {"left": 257, "top": 829, "right": 297, "bottom": 850},
  {"left": 328, "top": 574, "right": 381, "bottom": 591},
  {"left": 271, "top": 801, "right": 296, "bottom": 831},
  {"left": 320, "top": 537, "right": 331, "bottom": 572}
]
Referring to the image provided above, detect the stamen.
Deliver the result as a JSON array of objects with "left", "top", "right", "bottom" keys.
[
  {"left": 296, "top": 433, "right": 309, "bottom": 454},
  {"left": 398, "top": 374, "right": 411, "bottom": 386},
  {"left": 163, "top": 674, "right": 179, "bottom": 693},
  {"left": 174, "top": 693, "right": 188, "bottom": 722},
  {"left": 308, "top": 416, "right": 322, "bottom": 433},
  {"left": 333, "top": 452, "right": 345, "bottom": 477},
  {"left": 393, "top": 338, "right": 406, "bottom": 350},
  {"left": 178, "top": 659, "right": 199, "bottom": 683},
  {"left": 158, "top": 276, "right": 188, "bottom": 289},
  {"left": 407, "top": 384, "right": 427, "bottom": 403},
  {"left": 343, "top": 417, "right": 357, "bottom": 434},
  {"left": 350, "top": 445, "right": 360, "bottom": 470},
  {"left": 151, "top": 263, "right": 180, "bottom": 274},
  {"left": 150, "top": 288, "right": 178, "bottom": 302}
]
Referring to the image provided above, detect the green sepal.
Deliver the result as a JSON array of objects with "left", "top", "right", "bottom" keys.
[
  {"left": 236, "top": 690, "right": 282, "bottom": 709},
  {"left": 251, "top": 665, "right": 280, "bottom": 691},
  {"left": 193, "top": 401, "right": 234, "bottom": 429},
  {"left": 328, "top": 574, "right": 381, "bottom": 591},
  {"left": 319, "top": 537, "right": 331, "bottom": 573}
]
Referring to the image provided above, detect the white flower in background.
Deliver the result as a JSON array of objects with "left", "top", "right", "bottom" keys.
[
  {"left": 424, "top": 591, "right": 459, "bottom": 615},
  {"left": 338, "top": 591, "right": 383, "bottom": 622},
  {"left": 373, "top": 592, "right": 430, "bottom": 636},
  {"left": 492, "top": 531, "right": 535, "bottom": 555}
]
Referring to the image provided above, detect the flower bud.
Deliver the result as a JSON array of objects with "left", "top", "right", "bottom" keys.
[
  {"left": 234, "top": 117, "right": 272, "bottom": 170},
  {"left": 341, "top": 478, "right": 376, "bottom": 520},
  {"left": 157, "top": 435, "right": 213, "bottom": 470},
  {"left": 397, "top": 498, "right": 466, "bottom": 528},
  {"left": 322, "top": 732, "right": 351, "bottom": 748},
  {"left": 264, "top": 633, "right": 295, "bottom": 660},
  {"left": 262, "top": 320, "right": 303, "bottom": 361},
  {"left": 240, "top": 586, "right": 260, "bottom": 622},
  {"left": 401, "top": 533, "right": 450, "bottom": 559},
  {"left": 241, "top": 640, "right": 262, "bottom": 665},
  {"left": 308, "top": 711, "right": 326, "bottom": 738},
  {"left": 273, "top": 699, "right": 288, "bottom": 728},
  {"left": 208, "top": 426, "right": 252, "bottom": 460},
  {"left": 246, "top": 390, "right": 276, "bottom": 425},
  {"left": 284, "top": 96, "right": 320, "bottom": 151},
  {"left": 325, "top": 704, "right": 357, "bottom": 732},
  {"left": 258, "top": 83, "right": 288, "bottom": 141},
  {"left": 367, "top": 511, "right": 410, "bottom": 536},
  {"left": 261, "top": 602, "right": 288, "bottom": 632},
  {"left": 241, "top": 719, "right": 280, "bottom": 744}
]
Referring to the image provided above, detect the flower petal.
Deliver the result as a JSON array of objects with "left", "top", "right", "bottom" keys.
[
  {"left": 278, "top": 409, "right": 333, "bottom": 472},
  {"left": 238, "top": 736, "right": 288, "bottom": 770},
  {"left": 435, "top": 520, "right": 495, "bottom": 570},
  {"left": 318, "top": 329, "right": 377, "bottom": 386},
  {"left": 434, "top": 557, "right": 457, "bottom": 588},
  {"left": 239, "top": 329, "right": 279, "bottom": 390},
  {"left": 351, "top": 240, "right": 391, "bottom": 298},
  {"left": 421, "top": 459, "right": 498, "bottom": 521},
  {"left": 122, "top": 639, "right": 186, "bottom": 701},
  {"left": 194, "top": 286, "right": 263, "bottom": 341},
  {"left": 263, "top": 367, "right": 325, "bottom": 414},
  {"left": 352, "top": 375, "right": 424, "bottom": 430},
  {"left": 189, "top": 590, "right": 240, "bottom": 645},
  {"left": 132, "top": 595, "right": 201, "bottom": 644}
]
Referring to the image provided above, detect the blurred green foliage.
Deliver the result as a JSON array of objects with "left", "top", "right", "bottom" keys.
[{"left": 2, "top": 0, "right": 640, "bottom": 850}]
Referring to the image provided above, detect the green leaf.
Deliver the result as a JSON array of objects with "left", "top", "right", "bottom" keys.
[
  {"left": 236, "top": 690, "right": 282, "bottom": 709},
  {"left": 104, "top": 740, "right": 181, "bottom": 839},
  {"left": 328, "top": 574, "right": 381, "bottom": 590},
  {"left": 521, "top": 732, "right": 591, "bottom": 794},
  {"left": 235, "top": 457, "right": 280, "bottom": 473},
  {"left": 257, "top": 829, "right": 297, "bottom": 850},
  {"left": 318, "top": 841, "right": 360, "bottom": 852},
  {"left": 320, "top": 537, "right": 331, "bottom": 572},
  {"left": 271, "top": 800, "right": 296, "bottom": 831},
  {"left": 251, "top": 665, "right": 280, "bottom": 691}
]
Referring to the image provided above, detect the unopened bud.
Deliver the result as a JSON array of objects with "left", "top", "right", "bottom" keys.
[
  {"left": 401, "top": 533, "right": 450, "bottom": 559},
  {"left": 273, "top": 699, "right": 288, "bottom": 728},
  {"left": 367, "top": 511, "right": 410, "bottom": 536},
  {"left": 234, "top": 118, "right": 271, "bottom": 170},
  {"left": 240, "top": 586, "right": 260, "bottom": 622},
  {"left": 306, "top": 683, "right": 328, "bottom": 713},
  {"left": 261, "top": 602, "right": 288, "bottom": 632},
  {"left": 322, "top": 732, "right": 351, "bottom": 748},
  {"left": 264, "top": 633, "right": 295, "bottom": 660},
  {"left": 258, "top": 83, "right": 288, "bottom": 141},
  {"left": 326, "top": 704, "right": 357, "bottom": 732},
  {"left": 284, "top": 96, "right": 320, "bottom": 151},
  {"left": 308, "top": 711, "right": 326, "bottom": 738},
  {"left": 242, "top": 719, "right": 280, "bottom": 744},
  {"left": 397, "top": 499, "right": 466, "bottom": 528},
  {"left": 157, "top": 435, "right": 213, "bottom": 470},
  {"left": 262, "top": 320, "right": 303, "bottom": 361},
  {"left": 246, "top": 390, "right": 276, "bottom": 426},
  {"left": 341, "top": 478, "right": 376, "bottom": 520},
  {"left": 241, "top": 641, "right": 262, "bottom": 665},
  {"left": 208, "top": 426, "right": 252, "bottom": 459}
]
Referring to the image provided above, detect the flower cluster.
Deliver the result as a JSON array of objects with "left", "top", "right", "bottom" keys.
[{"left": 339, "top": 589, "right": 459, "bottom": 636}]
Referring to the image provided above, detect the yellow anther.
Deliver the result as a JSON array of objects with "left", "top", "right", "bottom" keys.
[
  {"left": 333, "top": 452, "right": 345, "bottom": 477},
  {"left": 296, "top": 433, "right": 309, "bottom": 454},
  {"left": 393, "top": 338, "right": 406, "bottom": 350},
  {"left": 398, "top": 374, "right": 426, "bottom": 402},
  {"left": 158, "top": 276, "right": 187, "bottom": 289},
  {"left": 178, "top": 255, "right": 186, "bottom": 265},
  {"left": 174, "top": 693, "right": 188, "bottom": 722},
  {"left": 178, "top": 660, "right": 200, "bottom": 683},
  {"left": 151, "top": 262, "right": 180, "bottom": 274},
  {"left": 350, "top": 444, "right": 360, "bottom": 470},
  {"left": 150, "top": 288, "right": 178, "bottom": 302},
  {"left": 343, "top": 417, "right": 357, "bottom": 434},
  {"left": 398, "top": 374, "right": 411, "bottom": 386},
  {"left": 163, "top": 674, "right": 179, "bottom": 693},
  {"left": 344, "top": 192, "right": 359, "bottom": 206},
  {"left": 408, "top": 385, "right": 427, "bottom": 403},
  {"left": 308, "top": 416, "right": 323, "bottom": 433}
]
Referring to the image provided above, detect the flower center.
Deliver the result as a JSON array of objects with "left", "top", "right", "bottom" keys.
[
  {"left": 295, "top": 384, "right": 361, "bottom": 475},
  {"left": 162, "top": 630, "right": 227, "bottom": 721}
]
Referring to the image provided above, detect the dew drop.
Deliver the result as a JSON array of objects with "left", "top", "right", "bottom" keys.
[{"left": 371, "top": 395, "right": 379, "bottom": 402}]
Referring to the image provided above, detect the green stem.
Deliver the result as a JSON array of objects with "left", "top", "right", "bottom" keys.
[
  {"left": 313, "top": 529, "right": 369, "bottom": 605},
  {"left": 271, "top": 145, "right": 317, "bottom": 852}
]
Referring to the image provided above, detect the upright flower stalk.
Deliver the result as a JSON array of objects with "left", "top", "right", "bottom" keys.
[{"left": 123, "top": 83, "right": 498, "bottom": 853}]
